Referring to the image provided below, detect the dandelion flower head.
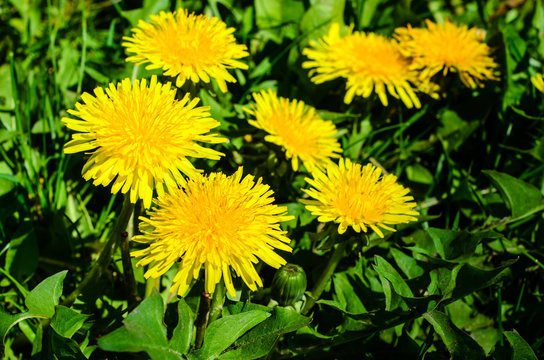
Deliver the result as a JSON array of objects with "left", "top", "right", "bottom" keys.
[
  {"left": 531, "top": 73, "right": 544, "bottom": 94},
  {"left": 132, "top": 168, "right": 294, "bottom": 297},
  {"left": 302, "top": 23, "right": 422, "bottom": 108},
  {"left": 395, "top": 19, "right": 499, "bottom": 88},
  {"left": 123, "top": 10, "right": 249, "bottom": 92},
  {"left": 301, "top": 158, "right": 419, "bottom": 237},
  {"left": 62, "top": 76, "right": 226, "bottom": 208},
  {"left": 244, "top": 89, "right": 342, "bottom": 172}
]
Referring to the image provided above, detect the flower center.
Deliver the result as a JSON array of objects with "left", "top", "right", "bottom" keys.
[
  {"left": 182, "top": 183, "right": 253, "bottom": 248},
  {"left": 338, "top": 36, "right": 408, "bottom": 80},
  {"left": 274, "top": 118, "right": 318, "bottom": 155},
  {"left": 169, "top": 31, "right": 217, "bottom": 66},
  {"left": 333, "top": 179, "right": 389, "bottom": 222},
  {"left": 94, "top": 91, "right": 184, "bottom": 172}
]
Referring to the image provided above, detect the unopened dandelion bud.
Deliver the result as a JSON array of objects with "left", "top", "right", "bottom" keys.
[{"left": 271, "top": 264, "right": 307, "bottom": 306}]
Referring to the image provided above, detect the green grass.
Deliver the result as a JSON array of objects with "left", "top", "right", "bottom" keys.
[{"left": 1, "top": 0, "right": 544, "bottom": 359}]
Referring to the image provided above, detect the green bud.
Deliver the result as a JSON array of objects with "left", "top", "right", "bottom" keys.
[{"left": 271, "top": 263, "right": 307, "bottom": 306}]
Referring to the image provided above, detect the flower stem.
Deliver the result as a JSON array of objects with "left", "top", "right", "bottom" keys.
[
  {"left": 194, "top": 292, "right": 211, "bottom": 349},
  {"left": 209, "top": 281, "right": 226, "bottom": 324},
  {"left": 120, "top": 228, "right": 140, "bottom": 310},
  {"left": 301, "top": 239, "right": 349, "bottom": 315},
  {"left": 64, "top": 196, "right": 135, "bottom": 306},
  {"left": 145, "top": 277, "right": 160, "bottom": 298}
]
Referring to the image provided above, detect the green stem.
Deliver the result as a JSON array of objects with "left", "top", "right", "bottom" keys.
[
  {"left": 63, "top": 196, "right": 135, "bottom": 306},
  {"left": 498, "top": 286, "right": 504, "bottom": 346},
  {"left": 519, "top": 247, "right": 544, "bottom": 271},
  {"left": 120, "top": 228, "right": 140, "bottom": 310},
  {"left": 145, "top": 277, "right": 160, "bottom": 298},
  {"left": 209, "top": 281, "right": 226, "bottom": 324},
  {"left": 302, "top": 239, "right": 349, "bottom": 315},
  {"left": 195, "top": 292, "right": 211, "bottom": 349}
]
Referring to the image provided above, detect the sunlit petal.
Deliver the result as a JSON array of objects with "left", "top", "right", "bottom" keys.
[
  {"left": 122, "top": 10, "right": 248, "bottom": 92},
  {"left": 62, "top": 76, "right": 227, "bottom": 207},
  {"left": 132, "top": 168, "right": 294, "bottom": 297},
  {"left": 301, "top": 158, "right": 418, "bottom": 238}
]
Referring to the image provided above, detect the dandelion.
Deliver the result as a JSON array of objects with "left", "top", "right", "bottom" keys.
[
  {"left": 302, "top": 23, "right": 422, "bottom": 108},
  {"left": 531, "top": 74, "right": 544, "bottom": 94},
  {"left": 301, "top": 158, "right": 418, "bottom": 237},
  {"left": 62, "top": 76, "right": 226, "bottom": 209},
  {"left": 244, "top": 89, "right": 342, "bottom": 172},
  {"left": 395, "top": 19, "right": 499, "bottom": 88},
  {"left": 123, "top": 10, "right": 249, "bottom": 92},
  {"left": 132, "top": 168, "right": 294, "bottom": 297}
]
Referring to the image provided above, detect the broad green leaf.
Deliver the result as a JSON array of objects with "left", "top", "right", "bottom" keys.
[
  {"left": 283, "top": 203, "right": 314, "bottom": 230},
  {"left": 55, "top": 39, "right": 79, "bottom": 92},
  {"left": 423, "top": 310, "right": 485, "bottom": 360},
  {"left": 506, "top": 331, "right": 538, "bottom": 359},
  {"left": 219, "top": 308, "right": 310, "bottom": 360},
  {"left": 333, "top": 272, "right": 366, "bottom": 314},
  {"left": 199, "top": 89, "right": 235, "bottom": 125},
  {"left": 483, "top": 170, "right": 544, "bottom": 220},
  {"left": 373, "top": 256, "right": 413, "bottom": 297},
  {"left": 405, "top": 164, "right": 433, "bottom": 185},
  {"left": 358, "top": 0, "right": 381, "bottom": 28},
  {"left": 25, "top": 271, "right": 68, "bottom": 318},
  {"left": 426, "top": 228, "right": 491, "bottom": 261},
  {"left": 0, "top": 173, "right": 17, "bottom": 197},
  {"left": 502, "top": 25, "right": 528, "bottom": 109},
  {"left": 188, "top": 310, "right": 270, "bottom": 360},
  {"left": 378, "top": 273, "right": 402, "bottom": 311},
  {"left": 30, "top": 119, "right": 51, "bottom": 134},
  {"left": 50, "top": 306, "right": 88, "bottom": 339},
  {"left": 390, "top": 248, "right": 424, "bottom": 279},
  {"left": 300, "top": 0, "right": 345, "bottom": 41},
  {"left": 427, "top": 267, "right": 453, "bottom": 296},
  {"left": 43, "top": 327, "right": 87, "bottom": 360},
  {"left": 98, "top": 292, "right": 181, "bottom": 360},
  {"left": 84, "top": 66, "right": 110, "bottom": 84},
  {"left": 224, "top": 302, "right": 272, "bottom": 316},
  {"left": 0, "top": 309, "right": 32, "bottom": 346},
  {"left": 441, "top": 260, "right": 515, "bottom": 304},
  {"left": 535, "top": 0, "right": 544, "bottom": 56},
  {"left": 31, "top": 323, "right": 43, "bottom": 356},
  {"left": 121, "top": 0, "right": 170, "bottom": 26},
  {"left": 438, "top": 110, "right": 479, "bottom": 152},
  {"left": 169, "top": 299, "right": 194, "bottom": 355},
  {"left": 255, "top": 0, "right": 304, "bottom": 42},
  {"left": 317, "top": 299, "right": 350, "bottom": 313},
  {"left": 5, "top": 225, "right": 38, "bottom": 279},
  {"left": 446, "top": 300, "right": 499, "bottom": 353},
  {"left": 530, "top": 138, "right": 544, "bottom": 162},
  {"left": 255, "top": 0, "right": 282, "bottom": 29},
  {"left": 405, "top": 229, "right": 437, "bottom": 257},
  {"left": 249, "top": 57, "right": 273, "bottom": 79},
  {"left": 503, "top": 25, "right": 527, "bottom": 64},
  {"left": 345, "top": 116, "right": 372, "bottom": 160},
  {"left": 0, "top": 65, "right": 14, "bottom": 111},
  {"left": 0, "top": 130, "right": 18, "bottom": 144},
  {"left": 472, "top": 327, "right": 500, "bottom": 355},
  {"left": 493, "top": 330, "right": 539, "bottom": 360}
]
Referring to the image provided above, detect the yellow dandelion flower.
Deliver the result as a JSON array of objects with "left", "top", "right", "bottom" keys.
[
  {"left": 395, "top": 19, "right": 499, "bottom": 88},
  {"left": 531, "top": 74, "right": 544, "bottom": 94},
  {"left": 301, "top": 158, "right": 419, "bottom": 237},
  {"left": 302, "top": 23, "right": 422, "bottom": 108},
  {"left": 132, "top": 168, "right": 294, "bottom": 297},
  {"left": 244, "top": 89, "right": 342, "bottom": 172},
  {"left": 122, "top": 10, "right": 249, "bottom": 92},
  {"left": 62, "top": 76, "right": 226, "bottom": 209}
]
